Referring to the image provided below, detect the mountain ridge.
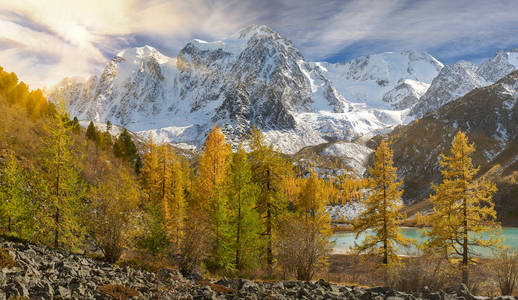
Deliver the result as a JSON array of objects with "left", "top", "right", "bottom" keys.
[
  {"left": 48, "top": 25, "right": 444, "bottom": 153},
  {"left": 49, "top": 25, "right": 518, "bottom": 157}
]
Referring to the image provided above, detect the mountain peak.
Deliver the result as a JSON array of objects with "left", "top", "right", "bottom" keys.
[
  {"left": 234, "top": 24, "right": 279, "bottom": 40},
  {"left": 186, "top": 24, "right": 282, "bottom": 57},
  {"left": 477, "top": 48, "right": 518, "bottom": 82},
  {"left": 115, "top": 45, "right": 170, "bottom": 64}
]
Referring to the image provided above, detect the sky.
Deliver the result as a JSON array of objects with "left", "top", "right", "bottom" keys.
[{"left": 1, "top": 0, "right": 517, "bottom": 88}]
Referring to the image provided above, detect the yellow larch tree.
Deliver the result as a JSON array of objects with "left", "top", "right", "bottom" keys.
[
  {"left": 139, "top": 136, "right": 169, "bottom": 254},
  {"left": 39, "top": 98, "right": 86, "bottom": 250},
  {"left": 167, "top": 149, "right": 187, "bottom": 251},
  {"left": 425, "top": 131, "right": 501, "bottom": 284},
  {"left": 354, "top": 140, "right": 408, "bottom": 265},
  {"left": 88, "top": 163, "right": 140, "bottom": 263},
  {"left": 140, "top": 137, "right": 187, "bottom": 254},
  {"left": 276, "top": 170, "right": 332, "bottom": 280},
  {"left": 194, "top": 126, "right": 232, "bottom": 270}
]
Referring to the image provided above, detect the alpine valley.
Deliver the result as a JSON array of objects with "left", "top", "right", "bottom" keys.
[{"left": 48, "top": 24, "right": 518, "bottom": 209}]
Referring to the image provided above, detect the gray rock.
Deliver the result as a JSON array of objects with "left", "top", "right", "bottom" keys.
[
  {"left": 58, "top": 286, "right": 71, "bottom": 298},
  {"left": 240, "top": 279, "right": 258, "bottom": 292}
]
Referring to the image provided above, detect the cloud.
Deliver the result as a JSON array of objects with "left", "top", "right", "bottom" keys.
[
  {"left": 292, "top": 0, "right": 518, "bottom": 61},
  {"left": 0, "top": 0, "right": 265, "bottom": 87},
  {"left": 1, "top": 0, "right": 517, "bottom": 87}
]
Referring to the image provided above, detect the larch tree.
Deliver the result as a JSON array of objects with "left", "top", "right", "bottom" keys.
[
  {"left": 248, "top": 128, "right": 292, "bottom": 269},
  {"left": 226, "top": 145, "right": 262, "bottom": 273},
  {"left": 161, "top": 144, "right": 187, "bottom": 252},
  {"left": 39, "top": 98, "right": 86, "bottom": 249},
  {"left": 88, "top": 164, "right": 140, "bottom": 263},
  {"left": 0, "top": 152, "right": 37, "bottom": 238},
  {"left": 354, "top": 140, "right": 408, "bottom": 265},
  {"left": 425, "top": 131, "right": 501, "bottom": 284},
  {"left": 139, "top": 136, "right": 169, "bottom": 254},
  {"left": 193, "top": 126, "right": 232, "bottom": 271},
  {"left": 277, "top": 170, "right": 332, "bottom": 280}
]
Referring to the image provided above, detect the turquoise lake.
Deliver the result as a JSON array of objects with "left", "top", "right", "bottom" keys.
[{"left": 331, "top": 227, "right": 518, "bottom": 257}]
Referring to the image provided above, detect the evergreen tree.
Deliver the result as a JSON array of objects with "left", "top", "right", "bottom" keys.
[
  {"left": 113, "top": 129, "right": 140, "bottom": 173},
  {"left": 354, "top": 140, "right": 408, "bottom": 265},
  {"left": 71, "top": 117, "right": 80, "bottom": 134},
  {"left": 425, "top": 131, "right": 501, "bottom": 284},
  {"left": 39, "top": 99, "right": 86, "bottom": 249},
  {"left": 106, "top": 120, "right": 112, "bottom": 132},
  {"left": 86, "top": 121, "right": 97, "bottom": 141},
  {"left": 248, "top": 128, "right": 292, "bottom": 268},
  {"left": 226, "top": 145, "right": 263, "bottom": 273}
]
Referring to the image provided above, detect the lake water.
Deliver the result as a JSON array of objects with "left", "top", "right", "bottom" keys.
[{"left": 331, "top": 227, "right": 518, "bottom": 257}]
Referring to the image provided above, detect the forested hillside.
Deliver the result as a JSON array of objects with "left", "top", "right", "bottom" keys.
[{"left": 0, "top": 66, "right": 370, "bottom": 280}]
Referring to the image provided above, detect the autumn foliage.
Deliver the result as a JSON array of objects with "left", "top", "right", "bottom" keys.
[{"left": 0, "top": 66, "right": 504, "bottom": 284}]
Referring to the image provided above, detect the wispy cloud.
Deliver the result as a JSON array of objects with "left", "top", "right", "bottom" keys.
[
  {"left": 0, "top": 0, "right": 264, "bottom": 87},
  {"left": 1, "top": 0, "right": 517, "bottom": 87},
  {"left": 295, "top": 0, "right": 518, "bottom": 61}
]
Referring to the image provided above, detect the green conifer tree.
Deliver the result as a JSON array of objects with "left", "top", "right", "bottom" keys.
[
  {"left": 226, "top": 145, "right": 263, "bottom": 273},
  {"left": 248, "top": 128, "right": 292, "bottom": 269}
]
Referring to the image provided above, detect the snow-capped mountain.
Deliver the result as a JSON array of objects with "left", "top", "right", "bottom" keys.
[
  {"left": 313, "top": 50, "right": 443, "bottom": 110},
  {"left": 477, "top": 48, "right": 518, "bottom": 83},
  {"left": 377, "top": 70, "right": 518, "bottom": 205},
  {"left": 410, "top": 61, "right": 488, "bottom": 118},
  {"left": 410, "top": 49, "right": 518, "bottom": 119},
  {"left": 49, "top": 24, "right": 517, "bottom": 154},
  {"left": 55, "top": 46, "right": 179, "bottom": 127},
  {"left": 51, "top": 25, "right": 444, "bottom": 153}
]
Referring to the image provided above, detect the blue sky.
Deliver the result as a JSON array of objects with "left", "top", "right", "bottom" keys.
[{"left": 1, "top": 0, "right": 517, "bottom": 87}]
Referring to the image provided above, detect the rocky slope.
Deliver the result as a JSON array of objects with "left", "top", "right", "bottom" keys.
[
  {"left": 49, "top": 26, "right": 445, "bottom": 154},
  {"left": 477, "top": 48, "right": 518, "bottom": 83},
  {"left": 410, "top": 61, "right": 487, "bottom": 119},
  {"left": 371, "top": 71, "right": 518, "bottom": 223},
  {"left": 0, "top": 237, "right": 499, "bottom": 299},
  {"left": 0, "top": 237, "right": 194, "bottom": 299}
]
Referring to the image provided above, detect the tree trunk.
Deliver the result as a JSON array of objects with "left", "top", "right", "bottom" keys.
[
  {"left": 462, "top": 195, "right": 469, "bottom": 284},
  {"left": 54, "top": 164, "right": 61, "bottom": 249},
  {"left": 382, "top": 155, "right": 388, "bottom": 265},
  {"left": 236, "top": 191, "right": 242, "bottom": 270},
  {"left": 54, "top": 208, "right": 59, "bottom": 248},
  {"left": 266, "top": 169, "right": 273, "bottom": 268},
  {"left": 266, "top": 201, "right": 272, "bottom": 267}
]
